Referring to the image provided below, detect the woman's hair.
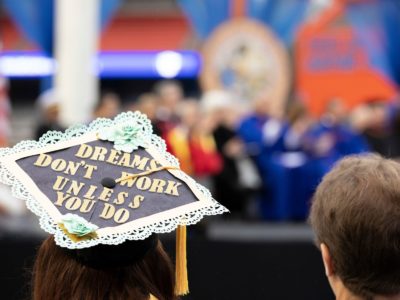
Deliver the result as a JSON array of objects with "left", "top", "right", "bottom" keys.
[{"left": 32, "top": 236, "right": 177, "bottom": 300}]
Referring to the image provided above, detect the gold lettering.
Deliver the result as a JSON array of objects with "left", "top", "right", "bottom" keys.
[
  {"left": 75, "top": 144, "right": 93, "bottom": 159},
  {"left": 130, "top": 155, "right": 149, "bottom": 171},
  {"left": 117, "top": 152, "right": 132, "bottom": 167},
  {"left": 106, "top": 149, "right": 121, "bottom": 164},
  {"left": 82, "top": 164, "right": 97, "bottom": 179},
  {"left": 83, "top": 185, "right": 97, "bottom": 200},
  {"left": 65, "top": 180, "right": 85, "bottom": 196},
  {"left": 128, "top": 195, "right": 145, "bottom": 209},
  {"left": 99, "top": 203, "right": 115, "bottom": 219},
  {"left": 114, "top": 208, "right": 130, "bottom": 224},
  {"left": 53, "top": 176, "right": 69, "bottom": 191},
  {"left": 34, "top": 153, "right": 52, "bottom": 167},
  {"left": 146, "top": 159, "right": 161, "bottom": 171},
  {"left": 64, "top": 161, "right": 81, "bottom": 175},
  {"left": 164, "top": 181, "right": 182, "bottom": 196},
  {"left": 136, "top": 176, "right": 152, "bottom": 191},
  {"left": 117, "top": 172, "right": 138, "bottom": 188},
  {"left": 149, "top": 179, "right": 166, "bottom": 193},
  {"left": 65, "top": 197, "right": 81, "bottom": 210},
  {"left": 54, "top": 191, "right": 70, "bottom": 207},
  {"left": 113, "top": 192, "right": 128, "bottom": 205},
  {"left": 51, "top": 159, "right": 67, "bottom": 172},
  {"left": 98, "top": 187, "right": 113, "bottom": 202},
  {"left": 91, "top": 146, "right": 108, "bottom": 161},
  {"left": 80, "top": 199, "right": 96, "bottom": 213}
]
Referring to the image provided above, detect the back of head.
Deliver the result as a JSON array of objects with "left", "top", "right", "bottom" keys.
[
  {"left": 32, "top": 236, "right": 176, "bottom": 300},
  {"left": 153, "top": 80, "right": 183, "bottom": 108},
  {"left": 135, "top": 93, "right": 159, "bottom": 120},
  {"left": 94, "top": 92, "right": 121, "bottom": 119},
  {"left": 176, "top": 99, "right": 200, "bottom": 129},
  {"left": 309, "top": 154, "right": 400, "bottom": 298}
]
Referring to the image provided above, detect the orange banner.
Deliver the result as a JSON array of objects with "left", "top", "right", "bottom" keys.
[{"left": 295, "top": 1, "right": 397, "bottom": 116}]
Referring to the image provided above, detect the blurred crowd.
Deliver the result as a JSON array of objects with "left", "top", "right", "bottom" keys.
[{"left": 4, "top": 80, "right": 400, "bottom": 222}]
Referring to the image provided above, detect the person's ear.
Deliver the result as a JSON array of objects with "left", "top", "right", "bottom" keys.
[{"left": 320, "top": 243, "right": 334, "bottom": 277}]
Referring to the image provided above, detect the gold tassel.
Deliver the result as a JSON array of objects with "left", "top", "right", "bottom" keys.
[
  {"left": 149, "top": 294, "right": 158, "bottom": 300},
  {"left": 175, "top": 225, "right": 189, "bottom": 296}
]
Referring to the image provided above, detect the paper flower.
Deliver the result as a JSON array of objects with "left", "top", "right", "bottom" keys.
[
  {"left": 98, "top": 123, "right": 147, "bottom": 152},
  {"left": 60, "top": 214, "right": 99, "bottom": 237}
]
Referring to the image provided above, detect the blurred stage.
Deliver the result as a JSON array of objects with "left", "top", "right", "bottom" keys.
[{"left": 0, "top": 217, "right": 334, "bottom": 300}]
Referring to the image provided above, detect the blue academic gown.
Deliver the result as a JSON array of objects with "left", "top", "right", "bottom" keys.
[
  {"left": 303, "top": 122, "right": 370, "bottom": 205},
  {"left": 305, "top": 122, "right": 370, "bottom": 172},
  {"left": 239, "top": 117, "right": 369, "bottom": 221},
  {"left": 238, "top": 116, "right": 291, "bottom": 220}
]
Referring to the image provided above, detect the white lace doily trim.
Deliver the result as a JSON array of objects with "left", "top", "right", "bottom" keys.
[{"left": 0, "top": 111, "right": 228, "bottom": 249}]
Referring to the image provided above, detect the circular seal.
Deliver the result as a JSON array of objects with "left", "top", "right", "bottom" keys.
[{"left": 200, "top": 18, "right": 290, "bottom": 115}]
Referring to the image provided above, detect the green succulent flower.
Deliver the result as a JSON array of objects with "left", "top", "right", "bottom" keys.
[
  {"left": 61, "top": 214, "right": 98, "bottom": 237},
  {"left": 98, "top": 123, "right": 147, "bottom": 153}
]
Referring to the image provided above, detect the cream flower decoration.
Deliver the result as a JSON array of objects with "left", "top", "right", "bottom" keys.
[
  {"left": 98, "top": 123, "right": 147, "bottom": 153},
  {"left": 61, "top": 214, "right": 99, "bottom": 237}
]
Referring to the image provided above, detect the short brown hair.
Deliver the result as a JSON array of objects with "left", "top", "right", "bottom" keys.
[
  {"left": 32, "top": 236, "right": 176, "bottom": 300},
  {"left": 309, "top": 154, "right": 400, "bottom": 298}
]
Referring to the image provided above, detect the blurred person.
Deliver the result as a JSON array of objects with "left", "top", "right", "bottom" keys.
[
  {"left": 202, "top": 90, "right": 260, "bottom": 218},
  {"left": 35, "top": 89, "right": 64, "bottom": 140},
  {"left": 269, "top": 101, "right": 317, "bottom": 220},
  {"left": 238, "top": 94, "right": 285, "bottom": 158},
  {"left": 307, "top": 98, "right": 349, "bottom": 158},
  {"left": 93, "top": 92, "right": 121, "bottom": 119},
  {"left": 166, "top": 99, "right": 222, "bottom": 188},
  {"left": 283, "top": 101, "right": 314, "bottom": 152},
  {"left": 301, "top": 99, "right": 369, "bottom": 213},
  {"left": 132, "top": 93, "right": 162, "bottom": 136},
  {"left": 166, "top": 99, "right": 198, "bottom": 175},
  {"left": 238, "top": 95, "right": 288, "bottom": 220},
  {"left": 305, "top": 98, "right": 369, "bottom": 162},
  {"left": 250, "top": 100, "right": 318, "bottom": 221},
  {"left": 360, "top": 100, "right": 400, "bottom": 157},
  {"left": 0, "top": 40, "right": 11, "bottom": 147},
  {"left": 0, "top": 74, "right": 11, "bottom": 147},
  {"left": 309, "top": 155, "right": 400, "bottom": 300},
  {"left": 153, "top": 80, "right": 184, "bottom": 135},
  {"left": 348, "top": 104, "right": 373, "bottom": 134},
  {"left": 0, "top": 73, "right": 15, "bottom": 218},
  {"left": 320, "top": 98, "right": 347, "bottom": 126}
]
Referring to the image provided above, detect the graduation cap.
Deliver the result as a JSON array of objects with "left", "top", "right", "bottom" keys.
[{"left": 0, "top": 111, "right": 228, "bottom": 296}]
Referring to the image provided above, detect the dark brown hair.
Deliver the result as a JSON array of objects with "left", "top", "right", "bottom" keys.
[
  {"left": 309, "top": 154, "right": 400, "bottom": 298},
  {"left": 32, "top": 236, "right": 177, "bottom": 300}
]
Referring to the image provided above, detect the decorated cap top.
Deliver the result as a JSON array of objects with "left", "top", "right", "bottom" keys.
[{"left": 0, "top": 111, "right": 228, "bottom": 249}]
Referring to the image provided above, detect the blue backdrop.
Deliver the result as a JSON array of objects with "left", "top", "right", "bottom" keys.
[{"left": 346, "top": 1, "right": 400, "bottom": 86}]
